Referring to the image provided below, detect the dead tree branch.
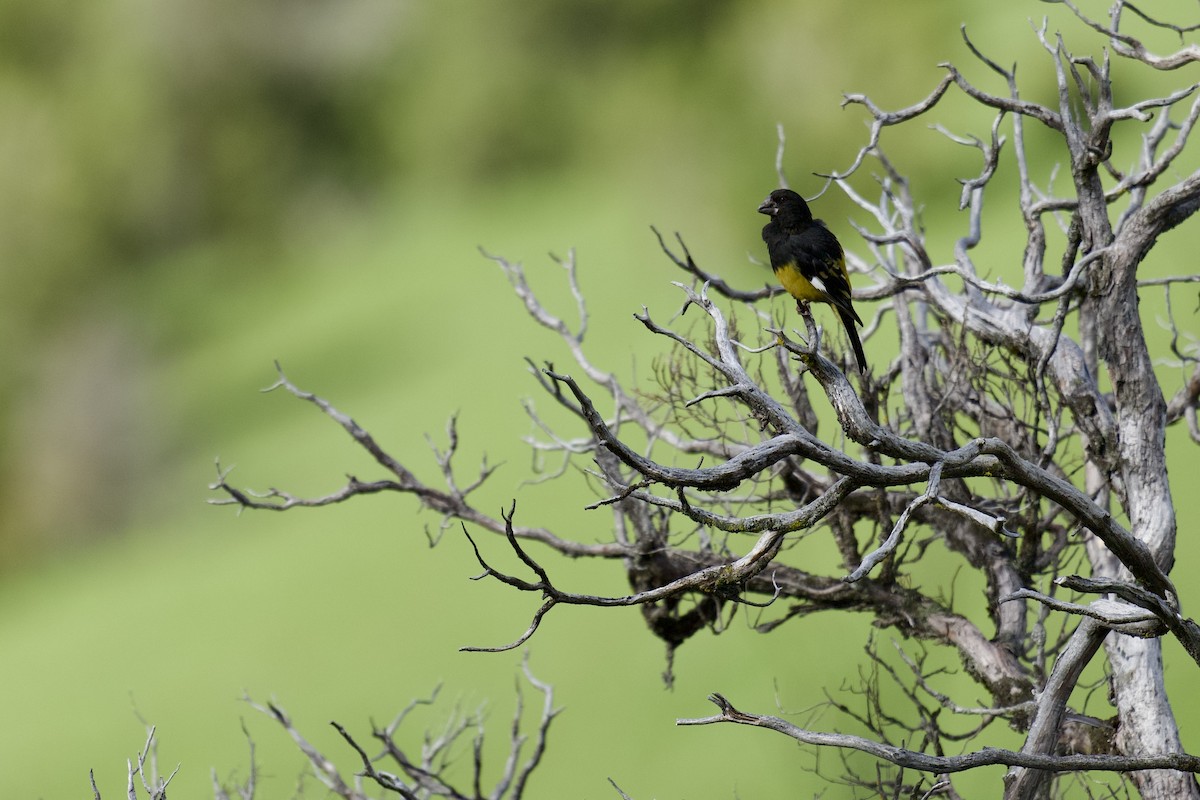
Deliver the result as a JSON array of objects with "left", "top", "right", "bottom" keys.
[{"left": 211, "top": 4, "right": 1200, "bottom": 797}]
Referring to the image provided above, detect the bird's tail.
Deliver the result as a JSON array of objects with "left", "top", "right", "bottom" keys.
[{"left": 837, "top": 308, "right": 868, "bottom": 374}]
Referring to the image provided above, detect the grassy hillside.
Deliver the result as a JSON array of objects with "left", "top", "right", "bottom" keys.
[{"left": 1, "top": 1, "right": 1197, "bottom": 797}]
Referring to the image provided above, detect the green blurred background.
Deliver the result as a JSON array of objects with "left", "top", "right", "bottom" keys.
[{"left": 1, "top": 1, "right": 1197, "bottom": 797}]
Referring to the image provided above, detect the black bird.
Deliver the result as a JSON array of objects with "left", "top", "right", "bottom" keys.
[{"left": 758, "top": 188, "right": 867, "bottom": 373}]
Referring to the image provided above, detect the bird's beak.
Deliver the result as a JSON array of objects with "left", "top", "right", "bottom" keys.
[{"left": 757, "top": 198, "right": 775, "bottom": 216}]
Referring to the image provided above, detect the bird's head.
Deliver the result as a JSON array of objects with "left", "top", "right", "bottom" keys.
[{"left": 758, "top": 189, "right": 813, "bottom": 227}]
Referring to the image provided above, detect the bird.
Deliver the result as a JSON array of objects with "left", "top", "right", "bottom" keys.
[{"left": 758, "top": 188, "right": 867, "bottom": 373}]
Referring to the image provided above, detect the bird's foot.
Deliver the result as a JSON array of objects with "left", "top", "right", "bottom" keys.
[{"left": 795, "top": 302, "right": 822, "bottom": 352}]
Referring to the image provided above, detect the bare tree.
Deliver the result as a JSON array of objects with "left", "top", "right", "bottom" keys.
[
  {"left": 90, "top": 726, "right": 179, "bottom": 800},
  {"left": 211, "top": 4, "right": 1200, "bottom": 798},
  {"left": 91, "top": 661, "right": 557, "bottom": 800}
]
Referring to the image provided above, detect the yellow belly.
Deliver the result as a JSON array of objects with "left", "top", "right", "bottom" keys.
[{"left": 774, "top": 263, "right": 827, "bottom": 303}]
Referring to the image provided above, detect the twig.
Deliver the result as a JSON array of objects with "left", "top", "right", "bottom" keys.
[{"left": 679, "top": 692, "right": 1200, "bottom": 774}]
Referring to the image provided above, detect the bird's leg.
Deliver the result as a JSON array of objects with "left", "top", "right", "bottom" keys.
[{"left": 796, "top": 300, "right": 822, "bottom": 356}]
